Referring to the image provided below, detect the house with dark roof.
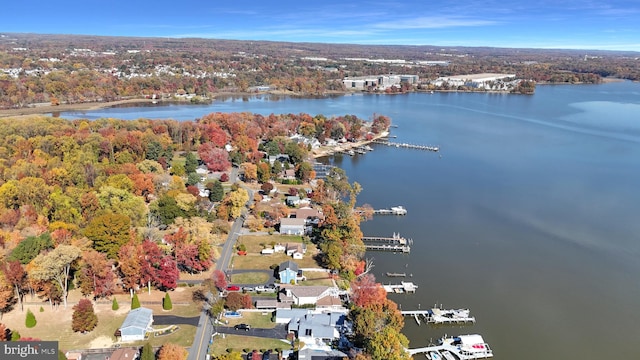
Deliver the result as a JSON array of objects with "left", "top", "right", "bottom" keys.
[
  {"left": 278, "top": 285, "right": 338, "bottom": 306},
  {"left": 279, "top": 260, "right": 299, "bottom": 284},
  {"left": 117, "top": 307, "right": 153, "bottom": 342}
]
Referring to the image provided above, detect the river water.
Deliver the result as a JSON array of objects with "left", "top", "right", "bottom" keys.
[{"left": 62, "top": 82, "right": 640, "bottom": 359}]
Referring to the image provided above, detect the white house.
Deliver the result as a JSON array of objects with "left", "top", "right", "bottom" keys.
[
  {"left": 117, "top": 307, "right": 153, "bottom": 342},
  {"left": 279, "top": 285, "right": 336, "bottom": 306},
  {"left": 280, "top": 218, "right": 306, "bottom": 235}
]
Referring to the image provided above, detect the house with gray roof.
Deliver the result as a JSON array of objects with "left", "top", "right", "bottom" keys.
[
  {"left": 279, "top": 217, "right": 306, "bottom": 235},
  {"left": 279, "top": 260, "right": 299, "bottom": 284},
  {"left": 117, "top": 307, "right": 153, "bottom": 342}
]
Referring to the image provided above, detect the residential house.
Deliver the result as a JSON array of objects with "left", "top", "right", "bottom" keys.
[
  {"left": 279, "top": 218, "right": 305, "bottom": 235},
  {"left": 293, "top": 207, "right": 324, "bottom": 224},
  {"left": 286, "top": 243, "right": 306, "bottom": 259},
  {"left": 110, "top": 348, "right": 140, "bottom": 360},
  {"left": 274, "top": 244, "right": 286, "bottom": 253},
  {"left": 278, "top": 285, "right": 339, "bottom": 306},
  {"left": 279, "top": 260, "right": 299, "bottom": 285},
  {"left": 285, "top": 195, "right": 301, "bottom": 206},
  {"left": 295, "top": 312, "right": 347, "bottom": 349},
  {"left": 65, "top": 352, "right": 82, "bottom": 360},
  {"left": 297, "top": 348, "right": 349, "bottom": 360},
  {"left": 117, "top": 307, "right": 153, "bottom": 342}
]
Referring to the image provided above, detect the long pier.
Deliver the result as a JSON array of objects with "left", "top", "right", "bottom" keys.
[
  {"left": 373, "top": 139, "right": 439, "bottom": 152},
  {"left": 362, "top": 233, "right": 412, "bottom": 253}
]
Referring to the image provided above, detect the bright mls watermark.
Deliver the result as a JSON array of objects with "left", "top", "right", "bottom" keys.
[{"left": 3, "top": 341, "right": 58, "bottom": 360}]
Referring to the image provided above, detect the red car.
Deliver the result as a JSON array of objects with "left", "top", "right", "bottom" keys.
[{"left": 226, "top": 285, "right": 240, "bottom": 291}]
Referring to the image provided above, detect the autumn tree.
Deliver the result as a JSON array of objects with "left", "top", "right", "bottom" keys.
[
  {"left": 212, "top": 269, "right": 227, "bottom": 290},
  {"left": 350, "top": 274, "right": 387, "bottom": 308},
  {"left": 4, "top": 261, "right": 26, "bottom": 311},
  {"left": 76, "top": 250, "right": 116, "bottom": 299},
  {"left": 0, "top": 270, "right": 15, "bottom": 318},
  {"left": 224, "top": 292, "right": 251, "bottom": 311},
  {"left": 157, "top": 343, "right": 187, "bottom": 360},
  {"left": 198, "top": 143, "right": 230, "bottom": 171},
  {"left": 72, "top": 299, "right": 98, "bottom": 333},
  {"left": 29, "top": 245, "right": 81, "bottom": 309},
  {"left": 85, "top": 213, "right": 131, "bottom": 259}
]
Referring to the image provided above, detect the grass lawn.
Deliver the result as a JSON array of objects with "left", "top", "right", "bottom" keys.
[
  {"left": 230, "top": 272, "right": 271, "bottom": 284},
  {"left": 300, "top": 271, "right": 335, "bottom": 287},
  {"left": 1, "top": 286, "right": 204, "bottom": 351},
  {"left": 210, "top": 334, "right": 289, "bottom": 354},
  {"left": 236, "top": 234, "right": 304, "bottom": 254}
]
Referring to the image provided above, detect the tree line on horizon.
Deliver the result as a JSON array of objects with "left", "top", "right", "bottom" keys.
[{"left": 1, "top": 33, "right": 638, "bottom": 109}]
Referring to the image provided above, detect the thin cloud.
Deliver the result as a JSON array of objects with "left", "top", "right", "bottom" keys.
[{"left": 374, "top": 16, "right": 497, "bottom": 29}]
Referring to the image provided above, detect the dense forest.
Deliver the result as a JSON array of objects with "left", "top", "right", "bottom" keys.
[{"left": 1, "top": 33, "right": 638, "bottom": 109}]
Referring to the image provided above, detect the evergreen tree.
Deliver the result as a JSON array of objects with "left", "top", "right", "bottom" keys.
[
  {"left": 131, "top": 293, "right": 141, "bottom": 309},
  {"left": 141, "top": 342, "right": 155, "bottom": 360},
  {"left": 10, "top": 330, "right": 20, "bottom": 340},
  {"left": 25, "top": 309, "right": 36, "bottom": 328},
  {"left": 185, "top": 152, "right": 198, "bottom": 174},
  {"left": 163, "top": 293, "right": 173, "bottom": 311},
  {"left": 208, "top": 180, "right": 224, "bottom": 202},
  {"left": 112, "top": 297, "right": 119, "bottom": 311},
  {"left": 58, "top": 352, "right": 68, "bottom": 360},
  {"left": 72, "top": 299, "right": 98, "bottom": 333}
]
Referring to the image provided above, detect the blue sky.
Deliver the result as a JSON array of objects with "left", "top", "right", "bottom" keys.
[{"left": 3, "top": 0, "right": 640, "bottom": 51}]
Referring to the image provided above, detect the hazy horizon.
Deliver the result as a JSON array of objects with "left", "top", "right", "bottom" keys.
[{"left": 3, "top": 0, "right": 640, "bottom": 52}]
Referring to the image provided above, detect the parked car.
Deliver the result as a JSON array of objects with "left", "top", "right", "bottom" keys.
[
  {"left": 234, "top": 323, "right": 250, "bottom": 331},
  {"left": 254, "top": 285, "right": 266, "bottom": 292},
  {"left": 226, "top": 285, "right": 240, "bottom": 291},
  {"left": 242, "top": 286, "right": 254, "bottom": 292}
]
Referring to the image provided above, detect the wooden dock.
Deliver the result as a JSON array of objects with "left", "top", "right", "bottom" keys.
[
  {"left": 383, "top": 281, "right": 418, "bottom": 293},
  {"left": 362, "top": 233, "right": 412, "bottom": 253},
  {"left": 386, "top": 272, "right": 407, "bottom": 277},
  {"left": 373, "top": 139, "right": 439, "bottom": 152}
]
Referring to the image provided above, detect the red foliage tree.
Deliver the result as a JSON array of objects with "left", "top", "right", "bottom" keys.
[
  {"left": 197, "top": 143, "right": 230, "bottom": 171},
  {"left": 350, "top": 274, "right": 387, "bottom": 308},
  {"left": 4, "top": 261, "right": 25, "bottom": 310},
  {"left": 156, "top": 256, "right": 179, "bottom": 290},
  {"left": 186, "top": 185, "right": 199, "bottom": 197},
  {"left": 220, "top": 173, "right": 229, "bottom": 182},
  {"left": 72, "top": 299, "right": 98, "bottom": 333},
  {"left": 212, "top": 270, "right": 227, "bottom": 290}
]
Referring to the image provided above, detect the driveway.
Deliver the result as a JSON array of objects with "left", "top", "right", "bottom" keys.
[
  {"left": 214, "top": 324, "right": 288, "bottom": 340},
  {"left": 154, "top": 315, "right": 200, "bottom": 326}
]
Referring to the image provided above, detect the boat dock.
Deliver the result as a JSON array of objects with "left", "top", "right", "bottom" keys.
[
  {"left": 401, "top": 306, "right": 476, "bottom": 325},
  {"left": 373, "top": 139, "right": 439, "bottom": 152},
  {"left": 362, "top": 233, "right": 412, "bottom": 253},
  {"left": 386, "top": 272, "right": 407, "bottom": 277},
  {"left": 373, "top": 206, "right": 407, "bottom": 215},
  {"left": 383, "top": 281, "right": 418, "bottom": 293},
  {"left": 407, "top": 334, "right": 493, "bottom": 359}
]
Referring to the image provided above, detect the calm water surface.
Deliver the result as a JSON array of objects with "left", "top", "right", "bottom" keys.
[{"left": 63, "top": 82, "right": 640, "bottom": 360}]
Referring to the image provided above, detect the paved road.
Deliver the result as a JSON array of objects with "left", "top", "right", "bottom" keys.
[{"left": 188, "top": 189, "right": 254, "bottom": 360}]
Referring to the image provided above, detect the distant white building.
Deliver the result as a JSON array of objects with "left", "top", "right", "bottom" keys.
[
  {"left": 118, "top": 307, "right": 153, "bottom": 342},
  {"left": 343, "top": 74, "right": 419, "bottom": 91},
  {"left": 433, "top": 73, "right": 517, "bottom": 90}
]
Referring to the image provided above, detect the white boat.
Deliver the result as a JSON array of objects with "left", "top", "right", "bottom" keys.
[
  {"left": 441, "top": 350, "right": 458, "bottom": 360},
  {"left": 440, "top": 334, "right": 493, "bottom": 359},
  {"left": 390, "top": 206, "right": 407, "bottom": 215},
  {"left": 429, "top": 351, "right": 442, "bottom": 360}
]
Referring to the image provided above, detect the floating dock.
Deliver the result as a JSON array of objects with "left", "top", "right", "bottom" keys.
[
  {"left": 401, "top": 306, "right": 476, "bottom": 325},
  {"left": 373, "top": 139, "right": 439, "bottom": 152},
  {"left": 383, "top": 281, "right": 418, "bottom": 293},
  {"left": 407, "top": 334, "right": 493, "bottom": 359},
  {"left": 386, "top": 272, "right": 407, "bottom": 277},
  {"left": 362, "top": 233, "right": 412, "bottom": 253}
]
